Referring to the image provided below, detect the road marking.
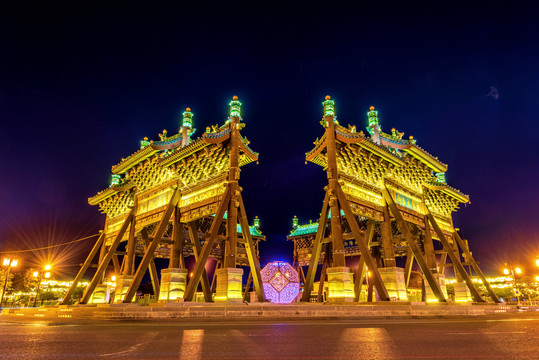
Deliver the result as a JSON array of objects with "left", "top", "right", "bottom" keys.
[{"left": 100, "top": 331, "right": 158, "bottom": 357}]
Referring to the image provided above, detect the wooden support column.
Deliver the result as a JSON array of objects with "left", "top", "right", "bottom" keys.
[
  {"left": 354, "top": 220, "right": 375, "bottom": 301},
  {"left": 184, "top": 188, "right": 231, "bottom": 301},
  {"left": 439, "top": 252, "right": 448, "bottom": 275},
  {"left": 317, "top": 250, "right": 329, "bottom": 302},
  {"left": 169, "top": 207, "right": 182, "bottom": 269},
  {"left": 380, "top": 206, "right": 396, "bottom": 267},
  {"left": 301, "top": 192, "right": 330, "bottom": 301},
  {"left": 149, "top": 258, "right": 160, "bottom": 298},
  {"left": 112, "top": 255, "right": 121, "bottom": 274},
  {"left": 243, "top": 271, "right": 252, "bottom": 302},
  {"left": 425, "top": 212, "right": 483, "bottom": 302},
  {"left": 336, "top": 185, "right": 389, "bottom": 301},
  {"left": 453, "top": 231, "right": 500, "bottom": 303},
  {"left": 60, "top": 232, "right": 105, "bottom": 305},
  {"left": 382, "top": 187, "right": 446, "bottom": 302},
  {"left": 187, "top": 221, "right": 212, "bottom": 302},
  {"left": 125, "top": 197, "right": 137, "bottom": 276},
  {"left": 404, "top": 249, "right": 414, "bottom": 287},
  {"left": 238, "top": 193, "right": 266, "bottom": 302},
  {"left": 81, "top": 208, "right": 135, "bottom": 304},
  {"left": 123, "top": 188, "right": 180, "bottom": 303},
  {"left": 422, "top": 216, "right": 438, "bottom": 272}
]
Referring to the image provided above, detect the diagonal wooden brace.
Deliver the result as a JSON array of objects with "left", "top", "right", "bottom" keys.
[
  {"left": 301, "top": 192, "right": 330, "bottom": 302},
  {"left": 187, "top": 221, "right": 212, "bottom": 302},
  {"left": 453, "top": 231, "right": 499, "bottom": 303},
  {"left": 382, "top": 187, "right": 446, "bottom": 302},
  {"left": 354, "top": 219, "right": 375, "bottom": 301},
  {"left": 123, "top": 188, "right": 181, "bottom": 303},
  {"left": 184, "top": 187, "right": 231, "bottom": 301},
  {"left": 425, "top": 211, "right": 483, "bottom": 302},
  {"left": 81, "top": 207, "right": 135, "bottom": 304},
  {"left": 336, "top": 185, "right": 389, "bottom": 301},
  {"left": 238, "top": 193, "right": 266, "bottom": 302},
  {"left": 60, "top": 232, "right": 105, "bottom": 305}
]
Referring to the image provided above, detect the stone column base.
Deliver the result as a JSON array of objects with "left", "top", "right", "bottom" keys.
[
  {"left": 90, "top": 284, "right": 110, "bottom": 304},
  {"left": 453, "top": 282, "right": 472, "bottom": 302},
  {"left": 424, "top": 273, "right": 449, "bottom": 302},
  {"left": 326, "top": 267, "right": 354, "bottom": 302},
  {"left": 215, "top": 268, "right": 243, "bottom": 303},
  {"left": 159, "top": 268, "right": 188, "bottom": 302},
  {"left": 379, "top": 267, "right": 408, "bottom": 301},
  {"left": 113, "top": 275, "right": 135, "bottom": 303}
]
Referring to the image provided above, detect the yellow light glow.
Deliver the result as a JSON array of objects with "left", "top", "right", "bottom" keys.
[
  {"left": 44, "top": 264, "right": 51, "bottom": 271},
  {"left": 536, "top": 258, "right": 539, "bottom": 267},
  {"left": 44, "top": 272, "right": 51, "bottom": 278},
  {"left": 515, "top": 267, "right": 522, "bottom": 275},
  {"left": 10, "top": 259, "right": 18, "bottom": 267},
  {"left": 33, "top": 271, "right": 39, "bottom": 278},
  {"left": 111, "top": 275, "right": 116, "bottom": 282},
  {"left": 503, "top": 268, "right": 510, "bottom": 275},
  {"left": 535, "top": 276, "right": 539, "bottom": 282},
  {"left": 2, "top": 258, "right": 10, "bottom": 266}
]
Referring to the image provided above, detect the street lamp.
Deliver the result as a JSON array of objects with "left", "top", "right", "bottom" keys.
[
  {"left": 503, "top": 263, "right": 522, "bottom": 306},
  {"left": 32, "top": 265, "right": 52, "bottom": 307},
  {"left": 1, "top": 257, "right": 18, "bottom": 307}
]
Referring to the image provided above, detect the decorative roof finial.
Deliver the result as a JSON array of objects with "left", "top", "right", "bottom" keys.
[
  {"left": 229, "top": 95, "right": 242, "bottom": 119},
  {"left": 110, "top": 174, "right": 121, "bottom": 187},
  {"left": 254, "top": 216, "right": 260, "bottom": 228},
  {"left": 140, "top": 137, "right": 150, "bottom": 149},
  {"left": 182, "top": 107, "right": 193, "bottom": 129},
  {"left": 367, "top": 106, "right": 381, "bottom": 144},
  {"left": 322, "top": 95, "right": 335, "bottom": 117},
  {"left": 292, "top": 215, "right": 299, "bottom": 228}
]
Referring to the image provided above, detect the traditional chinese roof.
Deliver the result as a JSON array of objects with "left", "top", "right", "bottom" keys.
[
  {"left": 288, "top": 221, "right": 319, "bottom": 237},
  {"left": 305, "top": 104, "right": 468, "bottom": 209},
  {"left": 89, "top": 116, "right": 259, "bottom": 206}
]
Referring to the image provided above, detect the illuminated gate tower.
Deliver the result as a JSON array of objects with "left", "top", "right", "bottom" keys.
[
  {"left": 62, "top": 96, "right": 266, "bottom": 304},
  {"left": 298, "top": 96, "right": 499, "bottom": 303}
]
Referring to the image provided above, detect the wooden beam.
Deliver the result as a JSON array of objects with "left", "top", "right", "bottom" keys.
[
  {"left": 243, "top": 271, "right": 252, "bottom": 302},
  {"left": 187, "top": 221, "right": 212, "bottom": 302},
  {"left": 354, "top": 220, "right": 375, "bottom": 302},
  {"left": 60, "top": 232, "right": 105, "bottom": 305},
  {"left": 112, "top": 255, "right": 121, "bottom": 274},
  {"left": 184, "top": 188, "right": 231, "bottom": 301},
  {"left": 336, "top": 185, "right": 389, "bottom": 301},
  {"left": 125, "top": 198, "right": 137, "bottom": 276},
  {"left": 453, "top": 231, "right": 500, "bottom": 303},
  {"left": 238, "top": 193, "right": 266, "bottom": 302},
  {"left": 382, "top": 187, "right": 446, "bottom": 302},
  {"left": 439, "top": 252, "right": 448, "bottom": 275},
  {"left": 317, "top": 250, "right": 329, "bottom": 302},
  {"left": 404, "top": 249, "right": 413, "bottom": 288},
  {"left": 425, "top": 212, "right": 483, "bottom": 302},
  {"left": 81, "top": 208, "right": 135, "bottom": 304},
  {"left": 149, "top": 258, "right": 160, "bottom": 299},
  {"left": 301, "top": 192, "right": 330, "bottom": 302},
  {"left": 123, "top": 188, "right": 180, "bottom": 303}
]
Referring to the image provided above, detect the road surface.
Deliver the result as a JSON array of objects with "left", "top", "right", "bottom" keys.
[{"left": 1, "top": 312, "right": 538, "bottom": 359}]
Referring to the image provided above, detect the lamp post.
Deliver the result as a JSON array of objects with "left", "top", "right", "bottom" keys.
[
  {"left": 503, "top": 263, "right": 522, "bottom": 306},
  {"left": 1, "top": 257, "right": 18, "bottom": 307},
  {"left": 32, "top": 265, "right": 51, "bottom": 307}
]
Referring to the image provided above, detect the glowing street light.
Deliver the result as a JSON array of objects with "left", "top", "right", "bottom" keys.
[
  {"left": 503, "top": 263, "right": 523, "bottom": 306},
  {"left": 33, "top": 265, "right": 52, "bottom": 307},
  {"left": 1, "top": 257, "right": 19, "bottom": 307}
]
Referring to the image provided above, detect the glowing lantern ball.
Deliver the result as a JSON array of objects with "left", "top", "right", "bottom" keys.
[{"left": 261, "top": 261, "right": 299, "bottom": 304}]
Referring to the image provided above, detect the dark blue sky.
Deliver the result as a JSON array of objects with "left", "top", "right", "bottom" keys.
[{"left": 1, "top": 3, "right": 538, "bottom": 276}]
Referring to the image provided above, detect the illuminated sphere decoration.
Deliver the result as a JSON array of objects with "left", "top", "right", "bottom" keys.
[{"left": 261, "top": 261, "right": 299, "bottom": 304}]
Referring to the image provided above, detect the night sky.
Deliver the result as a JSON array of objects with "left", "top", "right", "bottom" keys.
[{"left": 1, "top": 3, "right": 538, "bottom": 277}]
